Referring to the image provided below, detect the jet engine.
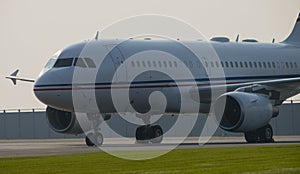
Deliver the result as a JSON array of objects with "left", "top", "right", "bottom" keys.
[
  {"left": 213, "top": 92, "right": 279, "bottom": 132},
  {"left": 46, "top": 106, "right": 84, "bottom": 134}
]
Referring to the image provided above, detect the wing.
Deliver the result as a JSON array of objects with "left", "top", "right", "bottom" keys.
[
  {"left": 6, "top": 69, "right": 35, "bottom": 85},
  {"left": 189, "top": 77, "right": 300, "bottom": 103}
]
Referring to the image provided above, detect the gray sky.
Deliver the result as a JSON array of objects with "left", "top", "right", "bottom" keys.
[{"left": 1, "top": 0, "right": 300, "bottom": 109}]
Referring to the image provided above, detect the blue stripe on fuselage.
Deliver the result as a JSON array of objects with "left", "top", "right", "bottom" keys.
[{"left": 33, "top": 74, "right": 300, "bottom": 88}]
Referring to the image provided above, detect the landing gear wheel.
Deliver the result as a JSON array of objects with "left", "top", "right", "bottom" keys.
[
  {"left": 135, "top": 125, "right": 149, "bottom": 144},
  {"left": 258, "top": 124, "right": 274, "bottom": 143},
  {"left": 85, "top": 133, "right": 95, "bottom": 146},
  {"left": 85, "top": 133, "right": 103, "bottom": 146},
  {"left": 93, "top": 133, "right": 104, "bottom": 146},
  {"left": 150, "top": 125, "right": 163, "bottom": 144},
  {"left": 135, "top": 125, "right": 163, "bottom": 144},
  {"left": 244, "top": 132, "right": 257, "bottom": 143},
  {"left": 244, "top": 124, "right": 274, "bottom": 143}
]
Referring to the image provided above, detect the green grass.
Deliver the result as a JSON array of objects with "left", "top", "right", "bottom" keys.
[{"left": 0, "top": 145, "right": 299, "bottom": 174}]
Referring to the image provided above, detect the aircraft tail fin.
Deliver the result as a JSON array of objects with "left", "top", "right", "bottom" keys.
[{"left": 282, "top": 13, "right": 300, "bottom": 45}]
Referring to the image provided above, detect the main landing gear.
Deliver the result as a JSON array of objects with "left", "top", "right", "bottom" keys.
[
  {"left": 85, "top": 114, "right": 111, "bottom": 147},
  {"left": 244, "top": 124, "right": 274, "bottom": 143},
  {"left": 135, "top": 114, "right": 164, "bottom": 144},
  {"left": 135, "top": 125, "right": 163, "bottom": 144}
]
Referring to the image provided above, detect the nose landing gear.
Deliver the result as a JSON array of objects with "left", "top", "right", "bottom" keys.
[{"left": 85, "top": 113, "right": 111, "bottom": 147}]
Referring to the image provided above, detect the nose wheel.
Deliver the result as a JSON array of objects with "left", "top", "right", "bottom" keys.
[
  {"left": 85, "top": 133, "right": 103, "bottom": 146},
  {"left": 136, "top": 125, "right": 163, "bottom": 144},
  {"left": 85, "top": 113, "right": 109, "bottom": 147}
]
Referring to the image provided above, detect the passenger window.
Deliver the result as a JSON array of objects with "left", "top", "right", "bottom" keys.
[
  {"left": 142, "top": 61, "right": 146, "bottom": 67},
  {"left": 153, "top": 61, "right": 157, "bottom": 67},
  {"left": 137, "top": 61, "right": 140, "bottom": 67},
  {"left": 254, "top": 62, "right": 257, "bottom": 68},
  {"left": 294, "top": 62, "right": 298, "bottom": 68},
  {"left": 221, "top": 61, "right": 224, "bottom": 68},
  {"left": 267, "top": 62, "right": 271, "bottom": 68},
  {"left": 147, "top": 61, "right": 151, "bottom": 67},
  {"left": 205, "top": 61, "right": 208, "bottom": 67},
  {"left": 230, "top": 61, "right": 234, "bottom": 68},
  {"left": 215, "top": 61, "right": 219, "bottom": 68},
  {"left": 131, "top": 61, "right": 135, "bottom": 67},
  {"left": 286, "top": 62, "right": 289, "bottom": 68},
  {"left": 54, "top": 58, "right": 74, "bottom": 68},
  {"left": 244, "top": 62, "right": 248, "bottom": 68},
  {"left": 210, "top": 61, "right": 214, "bottom": 68},
  {"left": 74, "top": 58, "right": 87, "bottom": 68},
  {"left": 235, "top": 62, "right": 238, "bottom": 68},
  {"left": 263, "top": 62, "right": 266, "bottom": 68},
  {"left": 249, "top": 62, "right": 252, "bottom": 68},
  {"left": 84, "top": 58, "right": 96, "bottom": 68},
  {"left": 158, "top": 61, "right": 162, "bottom": 67},
  {"left": 240, "top": 62, "right": 243, "bottom": 68},
  {"left": 174, "top": 61, "right": 178, "bottom": 67},
  {"left": 163, "top": 61, "right": 167, "bottom": 67},
  {"left": 258, "top": 62, "right": 262, "bottom": 68},
  {"left": 225, "top": 61, "right": 229, "bottom": 68},
  {"left": 272, "top": 62, "right": 276, "bottom": 68},
  {"left": 290, "top": 62, "right": 293, "bottom": 68}
]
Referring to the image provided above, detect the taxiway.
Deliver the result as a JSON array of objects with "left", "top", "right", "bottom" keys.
[{"left": 0, "top": 136, "right": 299, "bottom": 158}]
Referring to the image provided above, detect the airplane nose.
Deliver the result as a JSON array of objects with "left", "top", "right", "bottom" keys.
[{"left": 33, "top": 69, "right": 73, "bottom": 111}]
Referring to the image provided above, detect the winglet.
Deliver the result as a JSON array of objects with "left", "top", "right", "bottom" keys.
[{"left": 6, "top": 69, "right": 19, "bottom": 85}]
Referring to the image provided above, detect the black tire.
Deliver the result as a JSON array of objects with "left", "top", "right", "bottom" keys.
[
  {"left": 85, "top": 133, "right": 103, "bottom": 146},
  {"left": 136, "top": 125, "right": 146, "bottom": 140},
  {"left": 244, "top": 132, "right": 258, "bottom": 143},
  {"left": 258, "top": 124, "right": 274, "bottom": 143},
  {"left": 150, "top": 125, "right": 163, "bottom": 144},
  {"left": 85, "top": 134, "right": 95, "bottom": 147},
  {"left": 93, "top": 133, "right": 104, "bottom": 146}
]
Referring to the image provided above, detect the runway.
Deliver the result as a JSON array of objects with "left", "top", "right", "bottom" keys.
[{"left": 0, "top": 136, "right": 299, "bottom": 158}]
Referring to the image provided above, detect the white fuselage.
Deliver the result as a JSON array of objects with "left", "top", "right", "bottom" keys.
[{"left": 33, "top": 39, "right": 300, "bottom": 114}]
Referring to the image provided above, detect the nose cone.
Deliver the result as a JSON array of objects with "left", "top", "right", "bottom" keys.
[{"left": 34, "top": 69, "right": 74, "bottom": 111}]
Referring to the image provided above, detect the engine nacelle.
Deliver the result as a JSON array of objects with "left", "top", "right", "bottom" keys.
[
  {"left": 46, "top": 107, "right": 84, "bottom": 134},
  {"left": 213, "top": 92, "right": 277, "bottom": 132}
]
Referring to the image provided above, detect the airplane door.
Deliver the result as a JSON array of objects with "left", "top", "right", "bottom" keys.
[{"left": 104, "top": 45, "right": 127, "bottom": 82}]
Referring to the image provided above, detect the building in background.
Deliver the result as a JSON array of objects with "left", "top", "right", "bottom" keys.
[{"left": 0, "top": 103, "right": 299, "bottom": 139}]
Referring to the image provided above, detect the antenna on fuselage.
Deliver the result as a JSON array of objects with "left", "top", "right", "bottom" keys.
[
  {"left": 235, "top": 34, "right": 239, "bottom": 42},
  {"left": 94, "top": 31, "right": 99, "bottom": 40},
  {"left": 272, "top": 38, "right": 275, "bottom": 43}
]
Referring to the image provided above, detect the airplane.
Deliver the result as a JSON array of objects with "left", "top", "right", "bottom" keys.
[{"left": 7, "top": 12, "right": 300, "bottom": 146}]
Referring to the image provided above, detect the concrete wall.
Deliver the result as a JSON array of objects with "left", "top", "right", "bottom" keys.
[{"left": 0, "top": 103, "right": 299, "bottom": 139}]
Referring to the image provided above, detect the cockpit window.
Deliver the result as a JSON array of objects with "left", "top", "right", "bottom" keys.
[
  {"left": 74, "top": 58, "right": 87, "bottom": 68},
  {"left": 54, "top": 58, "right": 73, "bottom": 68},
  {"left": 84, "top": 58, "right": 96, "bottom": 68},
  {"left": 44, "top": 58, "right": 57, "bottom": 69}
]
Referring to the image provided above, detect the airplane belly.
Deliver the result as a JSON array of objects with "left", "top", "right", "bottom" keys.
[{"left": 129, "top": 86, "right": 181, "bottom": 114}]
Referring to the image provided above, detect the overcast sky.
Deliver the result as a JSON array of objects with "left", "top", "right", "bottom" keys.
[{"left": 1, "top": 0, "right": 300, "bottom": 110}]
